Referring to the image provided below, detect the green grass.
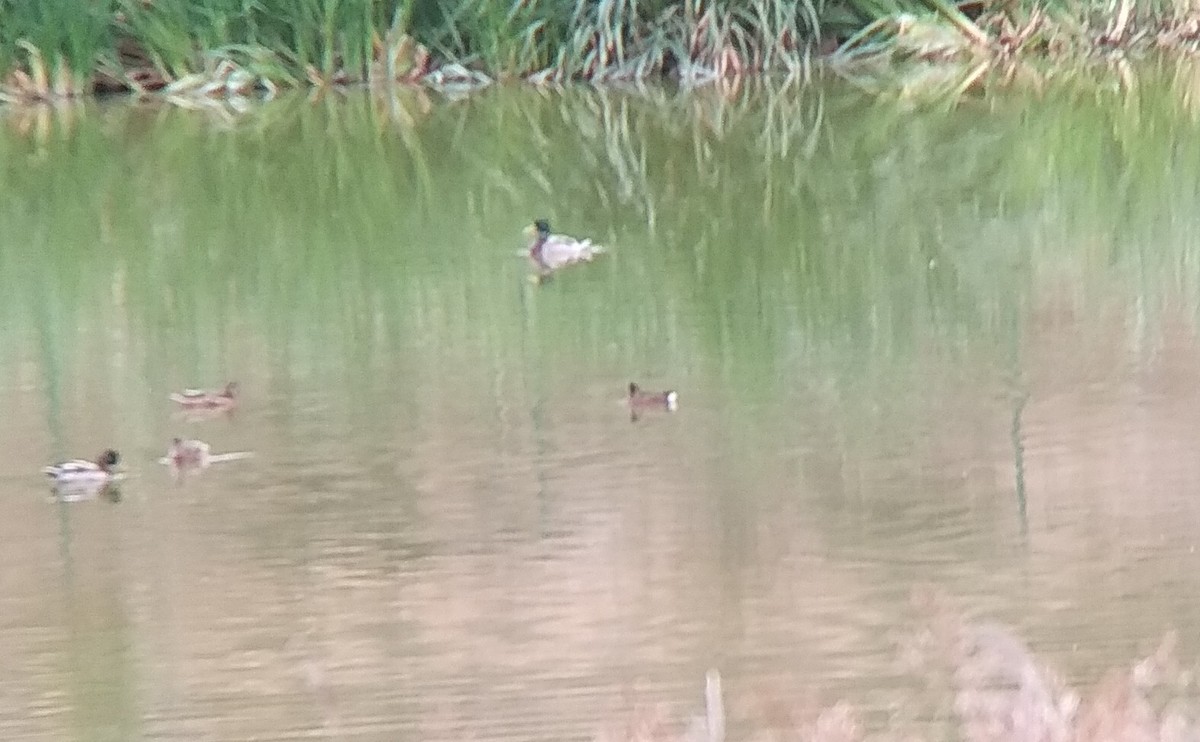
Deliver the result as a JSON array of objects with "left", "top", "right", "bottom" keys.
[
  {"left": 114, "top": 0, "right": 390, "bottom": 80},
  {"left": 0, "top": 0, "right": 111, "bottom": 93},
  {"left": 0, "top": 0, "right": 1190, "bottom": 98}
]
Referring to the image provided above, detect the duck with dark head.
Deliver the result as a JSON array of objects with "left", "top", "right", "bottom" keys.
[
  {"left": 43, "top": 449, "right": 122, "bottom": 501},
  {"left": 43, "top": 449, "right": 120, "bottom": 483},
  {"left": 526, "top": 218, "right": 606, "bottom": 280}
]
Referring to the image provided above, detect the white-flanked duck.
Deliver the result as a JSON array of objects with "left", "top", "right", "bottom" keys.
[
  {"left": 43, "top": 449, "right": 121, "bottom": 485},
  {"left": 526, "top": 218, "right": 606, "bottom": 279},
  {"left": 43, "top": 449, "right": 122, "bottom": 501},
  {"left": 628, "top": 382, "right": 678, "bottom": 412}
]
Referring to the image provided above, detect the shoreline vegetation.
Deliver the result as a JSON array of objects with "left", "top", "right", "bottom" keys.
[
  {"left": 598, "top": 590, "right": 1199, "bottom": 742},
  {"left": 3, "top": 0, "right": 1200, "bottom": 105}
]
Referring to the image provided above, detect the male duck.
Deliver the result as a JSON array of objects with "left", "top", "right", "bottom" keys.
[
  {"left": 43, "top": 449, "right": 121, "bottom": 486},
  {"left": 628, "top": 382, "right": 678, "bottom": 411},
  {"left": 167, "top": 438, "right": 211, "bottom": 468},
  {"left": 170, "top": 381, "right": 238, "bottom": 409},
  {"left": 526, "top": 219, "right": 605, "bottom": 275}
]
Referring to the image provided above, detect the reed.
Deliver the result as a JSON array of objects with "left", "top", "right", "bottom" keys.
[
  {"left": 1, "top": 0, "right": 1197, "bottom": 101},
  {"left": 0, "top": 0, "right": 107, "bottom": 101}
]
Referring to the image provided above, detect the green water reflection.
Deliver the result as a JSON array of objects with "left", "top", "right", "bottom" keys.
[
  {"left": 4, "top": 61, "right": 1200, "bottom": 739},
  {"left": 3, "top": 71, "right": 1198, "bottom": 401}
]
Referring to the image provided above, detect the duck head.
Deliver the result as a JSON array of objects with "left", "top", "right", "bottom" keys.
[
  {"left": 223, "top": 381, "right": 239, "bottom": 398},
  {"left": 526, "top": 219, "right": 553, "bottom": 263},
  {"left": 525, "top": 219, "right": 552, "bottom": 243},
  {"left": 98, "top": 449, "right": 120, "bottom": 471}
]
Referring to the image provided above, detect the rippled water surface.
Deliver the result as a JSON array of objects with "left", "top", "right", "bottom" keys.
[{"left": 4, "top": 74, "right": 1200, "bottom": 740}]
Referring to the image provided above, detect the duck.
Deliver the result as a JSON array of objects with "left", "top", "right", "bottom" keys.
[
  {"left": 169, "top": 381, "right": 238, "bottom": 409},
  {"left": 628, "top": 382, "right": 678, "bottom": 411},
  {"left": 526, "top": 219, "right": 606, "bottom": 275},
  {"left": 43, "top": 449, "right": 121, "bottom": 486},
  {"left": 167, "top": 438, "right": 210, "bottom": 468}
]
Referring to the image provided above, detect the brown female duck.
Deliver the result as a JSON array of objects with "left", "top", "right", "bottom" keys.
[{"left": 170, "top": 381, "right": 238, "bottom": 410}]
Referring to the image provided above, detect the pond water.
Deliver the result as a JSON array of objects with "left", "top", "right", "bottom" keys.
[{"left": 3, "top": 67, "right": 1200, "bottom": 740}]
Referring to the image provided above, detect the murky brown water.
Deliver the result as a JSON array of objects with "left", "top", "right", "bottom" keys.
[{"left": 4, "top": 77, "right": 1200, "bottom": 740}]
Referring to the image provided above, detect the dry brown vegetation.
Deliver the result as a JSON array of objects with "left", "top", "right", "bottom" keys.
[{"left": 598, "top": 589, "right": 1199, "bottom": 742}]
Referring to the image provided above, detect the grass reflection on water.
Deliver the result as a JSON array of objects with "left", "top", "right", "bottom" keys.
[{"left": 3, "top": 68, "right": 1200, "bottom": 740}]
